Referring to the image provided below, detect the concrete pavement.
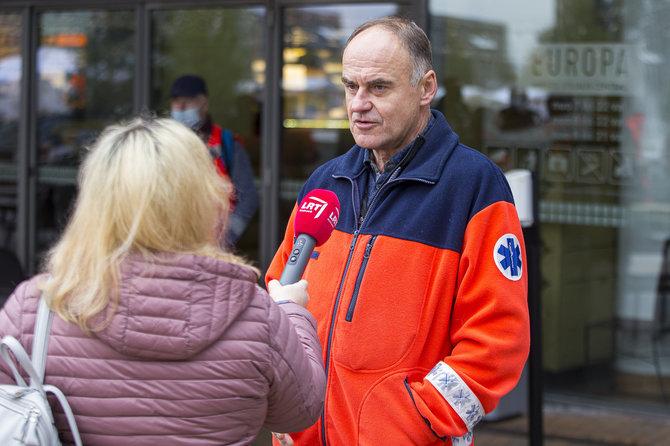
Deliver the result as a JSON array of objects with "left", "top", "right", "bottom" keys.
[{"left": 252, "top": 392, "right": 670, "bottom": 445}]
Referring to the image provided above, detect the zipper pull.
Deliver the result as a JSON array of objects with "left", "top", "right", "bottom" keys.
[
  {"left": 364, "top": 238, "right": 375, "bottom": 257},
  {"left": 350, "top": 231, "right": 359, "bottom": 250},
  {"left": 21, "top": 408, "right": 41, "bottom": 443}
]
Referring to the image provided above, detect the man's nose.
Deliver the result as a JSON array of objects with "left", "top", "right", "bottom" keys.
[{"left": 349, "top": 89, "right": 372, "bottom": 113}]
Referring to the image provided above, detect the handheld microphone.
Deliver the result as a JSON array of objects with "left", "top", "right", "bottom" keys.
[{"left": 279, "top": 189, "right": 340, "bottom": 285}]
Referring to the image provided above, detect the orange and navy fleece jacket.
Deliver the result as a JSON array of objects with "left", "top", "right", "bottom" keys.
[{"left": 266, "top": 110, "right": 530, "bottom": 446}]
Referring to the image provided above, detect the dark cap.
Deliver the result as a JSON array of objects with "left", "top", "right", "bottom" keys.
[{"left": 169, "top": 74, "right": 208, "bottom": 97}]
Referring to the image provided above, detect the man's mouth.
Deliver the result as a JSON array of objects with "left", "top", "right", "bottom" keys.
[{"left": 354, "top": 118, "right": 376, "bottom": 128}]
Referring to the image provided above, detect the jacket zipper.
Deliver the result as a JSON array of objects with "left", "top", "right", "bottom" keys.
[
  {"left": 321, "top": 230, "right": 359, "bottom": 446},
  {"left": 320, "top": 140, "right": 428, "bottom": 443},
  {"left": 345, "top": 235, "right": 376, "bottom": 321},
  {"left": 319, "top": 173, "right": 395, "bottom": 445},
  {"left": 320, "top": 173, "right": 393, "bottom": 443}
]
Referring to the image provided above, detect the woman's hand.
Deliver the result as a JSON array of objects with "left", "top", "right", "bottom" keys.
[
  {"left": 272, "top": 432, "right": 294, "bottom": 446},
  {"left": 267, "top": 279, "right": 309, "bottom": 308}
]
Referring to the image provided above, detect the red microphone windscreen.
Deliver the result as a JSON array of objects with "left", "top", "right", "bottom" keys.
[{"left": 294, "top": 189, "right": 340, "bottom": 246}]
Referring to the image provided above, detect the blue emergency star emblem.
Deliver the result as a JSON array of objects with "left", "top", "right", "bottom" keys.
[{"left": 493, "top": 234, "right": 523, "bottom": 281}]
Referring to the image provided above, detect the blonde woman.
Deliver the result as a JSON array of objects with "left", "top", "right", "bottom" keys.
[{"left": 0, "top": 116, "right": 325, "bottom": 445}]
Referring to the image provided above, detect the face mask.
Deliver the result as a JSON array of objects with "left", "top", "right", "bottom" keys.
[{"left": 171, "top": 106, "right": 201, "bottom": 129}]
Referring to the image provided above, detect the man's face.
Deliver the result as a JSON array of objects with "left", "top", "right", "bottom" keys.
[
  {"left": 342, "top": 27, "right": 429, "bottom": 155},
  {"left": 170, "top": 94, "right": 208, "bottom": 121}
]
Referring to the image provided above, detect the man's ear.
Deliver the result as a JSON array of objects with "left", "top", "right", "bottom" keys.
[{"left": 419, "top": 70, "right": 438, "bottom": 106}]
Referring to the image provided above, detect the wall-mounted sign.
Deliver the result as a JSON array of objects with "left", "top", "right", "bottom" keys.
[{"left": 529, "top": 44, "right": 635, "bottom": 96}]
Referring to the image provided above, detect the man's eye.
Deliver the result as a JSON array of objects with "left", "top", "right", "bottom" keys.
[{"left": 345, "top": 84, "right": 357, "bottom": 91}]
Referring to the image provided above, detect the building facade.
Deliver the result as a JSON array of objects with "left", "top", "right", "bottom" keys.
[{"left": 1, "top": 0, "right": 668, "bottom": 423}]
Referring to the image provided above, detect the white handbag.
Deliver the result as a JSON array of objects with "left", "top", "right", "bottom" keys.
[{"left": 0, "top": 298, "right": 82, "bottom": 445}]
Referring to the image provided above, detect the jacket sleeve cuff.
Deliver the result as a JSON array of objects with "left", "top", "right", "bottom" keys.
[
  {"left": 425, "top": 361, "right": 485, "bottom": 432},
  {"left": 407, "top": 361, "right": 485, "bottom": 445}
]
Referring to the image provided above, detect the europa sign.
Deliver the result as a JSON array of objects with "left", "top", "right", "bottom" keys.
[{"left": 529, "top": 44, "right": 636, "bottom": 95}]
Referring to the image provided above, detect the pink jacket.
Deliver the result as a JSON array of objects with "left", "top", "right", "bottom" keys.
[{"left": 0, "top": 253, "right": 326, "bottom": 445}]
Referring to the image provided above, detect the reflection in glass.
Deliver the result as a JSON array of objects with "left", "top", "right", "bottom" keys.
[
  {"left": 151, "top": 8, "right": 265, "bottom": 263},
  {"left": 0, "top": 13, "right": 21, "bottom": 254},
  {"left": 430, "top": 0, "right": 670, "bottom": 404},
  {"left": 280, "top": 4, "right": 401, "bottom": 228},
  {"left": 36, "top": 10, "right": 135, "bottom": 262}
]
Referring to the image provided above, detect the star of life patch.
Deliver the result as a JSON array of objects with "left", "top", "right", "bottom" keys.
[{"left": 493, "top": 234, "right": 523, "bottom": 281}]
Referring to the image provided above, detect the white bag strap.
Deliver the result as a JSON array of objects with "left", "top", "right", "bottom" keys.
[
  {"left": 31, "top": 297, "right": 84, "bottom": 446},
  {"left": 32, "top": 297, "right": 54, "bottom": 382},
  {"left": 45, "top": 384, "right": 83, "bottom": 446},
  {"left": 0, "top": 298, "right": 54, "bottom": 392},
  {"left": 0, "top": 335, "right": 43, "bottom": 390}
]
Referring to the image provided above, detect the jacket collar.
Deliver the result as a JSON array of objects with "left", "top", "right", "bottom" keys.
[{"left": 332, "top": 110, "right": 460, "bottom": 183}]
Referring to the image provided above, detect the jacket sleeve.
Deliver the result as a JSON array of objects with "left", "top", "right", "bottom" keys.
[
  {"left": 407, "top": 199, "right": 530, "bottom": 443},
  {"left": 264, "top": 293, "right": 326, "bottom": 433},
  {"left": 227, "top": 138, "right": 259, "bottom": 244}
]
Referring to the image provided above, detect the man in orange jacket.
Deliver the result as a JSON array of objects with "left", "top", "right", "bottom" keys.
[{"left": 267, "top": 16, "right": 530, "bottom": 446}]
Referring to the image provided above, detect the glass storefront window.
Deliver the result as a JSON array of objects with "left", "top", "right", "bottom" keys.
[
  {"left": 151, "top": 7, "right": 265, "bottom": 264},
  {"left": 0, "top": 12, "right": 23, "bottom": 304},
  {"left": 0, "top": 13, "right": 20, "bottom": 168},
  {"left": 430, "top": 0, "right": 670, "bottom": 403},
  {"left": 36, "top": 10, "right": 135, "bottom": 263}
]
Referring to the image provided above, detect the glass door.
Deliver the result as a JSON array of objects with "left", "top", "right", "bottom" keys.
[
  {"left": 35, "top": 9, "right": 136, "bottom": 271},
  {"left": 150, "top": 6, "right": 265, "bottom": 265},
  {"left": 0, "top": 11, "right": 24, "bottom": 305}
]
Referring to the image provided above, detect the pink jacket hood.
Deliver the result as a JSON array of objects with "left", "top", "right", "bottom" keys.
[{"left": 96, "top": 252, "right": 259, "bottom": 360}]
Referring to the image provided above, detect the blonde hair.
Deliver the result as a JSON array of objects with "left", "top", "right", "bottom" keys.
[{"left": 41, "top": 116, "right": 259, "bottom": 333}]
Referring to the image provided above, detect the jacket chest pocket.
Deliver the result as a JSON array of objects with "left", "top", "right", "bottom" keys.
[{"left": 331, "top": 239, "right": 433, "bottom": 371}]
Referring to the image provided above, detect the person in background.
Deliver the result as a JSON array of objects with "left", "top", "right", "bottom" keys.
[
  {"left": 170, "top": 74, "right": 259, "bottom": 247},
  {"left": 0, "top": 116, "right": 325, "bottom": 445},
  {"left": 266, "top": 16, "right": 530, "bottom": 446}
]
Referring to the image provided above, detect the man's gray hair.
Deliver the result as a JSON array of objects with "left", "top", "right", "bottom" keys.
[{"left": 344, "top": 16, "right": 433, "bottom": 86}]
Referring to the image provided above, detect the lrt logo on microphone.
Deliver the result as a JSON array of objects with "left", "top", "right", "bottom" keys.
[
  {"left": 493, "top": 234, "right": 523, "bottom": 281},
  {"left": 327, "top": 208, "right": 339, "bottom": 228},
  {"left": 299, "top": 194, "right": 340, "bottom": 228},
  {"left": 300, "top": 197, "right": 329, "bottom": 218}
]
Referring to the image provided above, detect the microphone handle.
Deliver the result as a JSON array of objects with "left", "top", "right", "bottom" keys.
[{"left": 279, "top": 233, "right": 317, "bottom": 285}]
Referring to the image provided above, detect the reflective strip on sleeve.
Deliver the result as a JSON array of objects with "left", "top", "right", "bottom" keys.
[
  {"left": 425, "top": 361, "right": 485, "bottom": 432},
  {"left": 451, "top": 431, "right": 473, "bottom": 446}
]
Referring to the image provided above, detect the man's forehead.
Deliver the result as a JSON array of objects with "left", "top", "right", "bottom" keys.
[
  {"left": 342, "top": 28, "right": 408, "bottom": 75},
  {"left": 342, "top": 55, "right": 409, "bottom": 85}
]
